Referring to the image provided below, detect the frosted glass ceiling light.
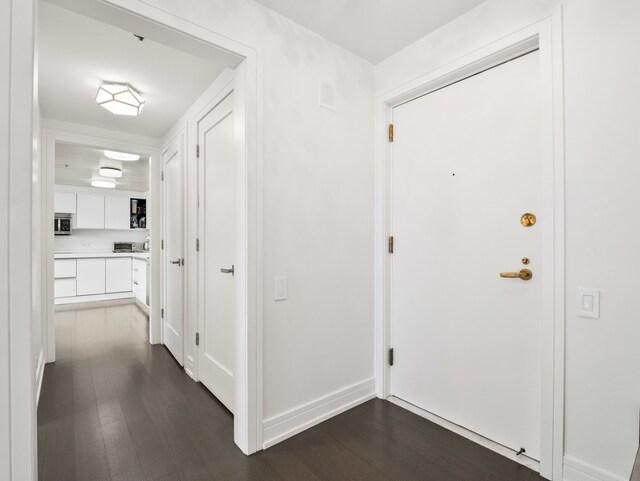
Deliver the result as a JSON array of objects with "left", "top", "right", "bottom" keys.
[
  {"left": 96, "top": 82, "right": 144, "bottom": 116},
  {"left": 104, "top": 150, "right": 139, "bottom": 161},
  {"left": 99, "top": 167, "right": 122, "bottom": 178},
  {"left": 91, "top": 179, "right": 116, "bottom": 189}
]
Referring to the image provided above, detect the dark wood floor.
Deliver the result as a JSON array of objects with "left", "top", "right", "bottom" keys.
[{"left": 38, "top": 303, "right": 545, "bottom": 481}]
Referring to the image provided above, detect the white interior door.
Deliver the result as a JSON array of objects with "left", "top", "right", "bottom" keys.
[
  {"left": 163, "top": 143, "right": 184, "bottom": 365},
  {"left": 198, "top": 93, "right": 236, "bottom": 413},
  {"left": 390, "top": 51, "right": 543, "bottom": 459}
]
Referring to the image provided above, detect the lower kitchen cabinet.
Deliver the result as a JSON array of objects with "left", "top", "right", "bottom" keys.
[
  {"left": 54, "top": 278, "right": 76, "bottom": 298},
  {"left": 132, "top": 257, "right": 148, "bottom": 305},
  {"left": 76, "top": 258, "right": 106, "bottom": 296},
  {"left": 106, "top": 258, "right": 132, "bottom": 293}
]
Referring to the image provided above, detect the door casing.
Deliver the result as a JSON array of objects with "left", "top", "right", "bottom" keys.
[{"left": 374, "top": 12, "right": 566, "bottom": 480}]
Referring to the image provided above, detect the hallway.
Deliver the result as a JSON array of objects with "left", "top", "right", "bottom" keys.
[{"left": 38, "top": 304, "right": 545, "bottom": 481}]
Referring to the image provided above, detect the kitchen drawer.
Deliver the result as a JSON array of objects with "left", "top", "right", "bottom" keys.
[
  {"left": 54, "top": 278, "right": 76, "bottom": 298},
  {"left": 54, "top": 259, "right": 77, "bottom": 279}
]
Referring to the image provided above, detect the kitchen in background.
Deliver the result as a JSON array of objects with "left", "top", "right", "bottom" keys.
[{"left": 53, "top": 143, "right": 151, "bottom": 311}]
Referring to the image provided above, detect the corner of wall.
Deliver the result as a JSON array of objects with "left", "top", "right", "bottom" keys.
[{"left": 261, "top": 378, "right": 375, "bottom": 449}]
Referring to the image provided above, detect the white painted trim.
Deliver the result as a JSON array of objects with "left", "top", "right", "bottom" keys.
[
  {"left": 388, "top": 396, "right": 540, "bottom": 471},
  {"left": 35, "top": 349, "right": 45, "bottom": 405},
  {"left": 563, "top": 456, "right": 626, "bottom": 481},
  {"left": 55, "top": 292, "right": 136, "bottom": 305},
  {"left": 374, "top": 10, "right": 566, "bottom": 480},
  {"left": 262, "top": 378, "right": 376, "bottom": 449},
  {"left": 2, "top": 0, "right": 38, "bottom": 478},
  {"left": 104, "top": 0, "right": 262, "bottom": 455},
  {"left": 43, "top": 126, "right": 162, "bottom": 363}
]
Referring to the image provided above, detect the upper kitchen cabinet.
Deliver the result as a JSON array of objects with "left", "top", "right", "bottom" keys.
[
  {"left": 104, "top": 196, "right": 131, "bottom": 230},
  {"left": 54, "top": 192, "right": 76, "bottom": 214},
  {"left": 76, "top": 193, "right": 105, "bottom": 229}
]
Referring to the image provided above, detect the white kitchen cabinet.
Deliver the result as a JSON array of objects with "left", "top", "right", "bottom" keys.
[
  {"left": 54, "top": 259, "right": 76, "bottom": 278},
  {"left": 132, "top": 257, "right": 147, "bottom": 305},
  {"left": 54, "top": 192, "right": 77, "bottom": 214},
  {"left": 76, "top": 194, "right": 105, "bottom": 229},
  {"left": 76, "top": 258, "right": 106, "bottom": 296},
  {"left": 54, "top": 278, "right": 76, "bottom": 298},
  {"left": 104, "top": 196, "right": 131, "bottom": 230},
  {"left": 106, "top": 258, "right": 132, "bottom": 293}
]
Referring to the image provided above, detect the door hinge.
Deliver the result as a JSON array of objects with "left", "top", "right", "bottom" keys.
[
  {"left": 388, "top": 236, "right": 394, "bottom": 254},
  {"left": 196, "top": 144, "right": 200, "bottom": 158},
  {"left": 195, "top": 332, "right": 200, "bottom": 346},
  {"left": 161, "top": 308, "right": 164, "bottom": 319},
  {"left": 161, "top": 170, "right": 164, "bottom": 181},
  {"left": 389, "top": 348, "right": 394, "bottom": 366},
  {"left": 388, "top": 123, "right": 394, "bottom": 142},
  {"left": 196, "top": 238, "right": 200, "bottom": 252},
  {"left": 197, "top": 194, "right": 200, "bottom": 208},
  {"left": 161, "top": 239, "right": 164, "bottom": 250}
]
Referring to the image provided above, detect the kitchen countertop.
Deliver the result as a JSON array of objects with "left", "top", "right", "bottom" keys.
[{"left": 55, "top": 251, "right": 150, "bottom": 259}]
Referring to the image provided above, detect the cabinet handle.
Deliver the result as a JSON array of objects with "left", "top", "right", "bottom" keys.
[{"left": 133, "top": 281, "right": 138, "bottom": 285}]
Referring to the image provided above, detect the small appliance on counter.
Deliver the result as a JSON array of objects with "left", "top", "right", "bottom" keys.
[
  {"left": 113, "top": 242, "right": 136, "bottom": 253},
  {"left": 54, "top": 214, "right": 72, "bottom": 235},
  {"left": 142, "top": 234, "right": 149, "bottom": 252}
]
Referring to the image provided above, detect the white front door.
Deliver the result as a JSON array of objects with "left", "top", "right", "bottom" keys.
[
  {"left": 390, "top": 51, "right": 543, "bottom": 459},
  {"left": 163, "top": 142, "right": 184, "bottom": 365},
  {"left": 197, "top": 92, "right": 236, "bottom": 413}
]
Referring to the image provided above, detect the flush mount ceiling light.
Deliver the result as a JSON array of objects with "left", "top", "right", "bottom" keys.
[
  {"left": 99, "top": 167, "right": 122, "bottom": 178},
  {"left": 104, "top": 150, "right": 139, "bottom": 161},
  {"left": 91, "top": 179, "right": 116, "bottom": 189},
  {"left": 96, "top": 82, "right": 145, "bottom": 116}
]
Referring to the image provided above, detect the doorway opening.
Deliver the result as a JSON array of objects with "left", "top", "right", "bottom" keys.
[{"left": 38, "top": 0, "right": 260, "bottom": 455}]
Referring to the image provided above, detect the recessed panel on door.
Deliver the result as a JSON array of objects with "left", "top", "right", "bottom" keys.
[{"left": 390, "top": 52, "right": 542, "bottom": 459}]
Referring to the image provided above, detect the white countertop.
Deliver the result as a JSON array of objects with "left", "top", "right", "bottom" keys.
[{"left": 55, "top": 251, "right": 150, "bottom": 259}]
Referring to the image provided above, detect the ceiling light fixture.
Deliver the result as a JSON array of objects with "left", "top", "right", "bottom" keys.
[
  {"left": 104, "top": 150, "right": 139, "bottom": 161},
  {"left": 96, "top": 82, "right": 145, "bottom": 116},
  {"left": 91, "top": 179, "right": 116, "bottom": 189},
  {"left": 99, "top": 167, "right": 122, "bottom": 178}
]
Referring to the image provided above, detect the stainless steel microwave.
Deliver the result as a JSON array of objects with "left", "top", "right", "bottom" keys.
[{"left": 54, "top": 215, "right": 72, "bottom": 235}]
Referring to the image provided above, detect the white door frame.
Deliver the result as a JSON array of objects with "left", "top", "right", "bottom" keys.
[
  {"left": 374, "top": 11, "right": 565, "bottom": 480},
  {"left": 104, "top": 0, "right": 262, "bottom": 455},
  {"left": 42, "top": 127, "right": 163, "bottom": 360}
]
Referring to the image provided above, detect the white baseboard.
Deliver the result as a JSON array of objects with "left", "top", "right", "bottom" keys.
[
  {"left": 184, "top": 355, "right": 196, "bottom": 381},
  {"left": 35, "top": 348, "right": 45, "bottom": 405},
  {"left": 262, "top": 378, "right": 376, "bottom": 449},
  {"left": 388, "top": 396, "right": 540, "bottom": 472},
  {"left": 563, "top": 456, "right": 626, "bottom": 481}
]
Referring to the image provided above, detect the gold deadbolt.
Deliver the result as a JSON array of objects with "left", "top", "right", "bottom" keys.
[
  {"left": 520, "top": 213, "right": 536, "bottom": 227},
  {"left": 521, "top": 258, "right": 530, "bottom": 265}
]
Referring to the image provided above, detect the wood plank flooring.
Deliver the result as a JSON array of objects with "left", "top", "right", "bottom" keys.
[{"left": 38, "top": 303, "right": 545, "bottom": 481}]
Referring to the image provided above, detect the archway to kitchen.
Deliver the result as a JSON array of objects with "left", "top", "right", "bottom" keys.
[{"left": 38, "top": 0, "right": 260, "bottom": 456}]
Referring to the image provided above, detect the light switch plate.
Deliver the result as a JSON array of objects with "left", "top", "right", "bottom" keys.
[
  {"left": 577, "top": 287, "right": 600, "bottom": 319},
  {"left": 274, "top": 276, "right": 287, "bottom": 301}
]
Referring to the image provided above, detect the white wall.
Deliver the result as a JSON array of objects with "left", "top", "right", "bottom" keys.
[
  {"left": 54, "top": 229, "right": 148, "bottom": 252},
  {"left": 148, "top": 0, "right": 376, "bottom": 439},
  {"left": 375, "top": 1, "right": 640, "bottom": 479}
]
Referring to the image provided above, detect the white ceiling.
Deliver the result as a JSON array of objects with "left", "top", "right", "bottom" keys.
[
  {"left": 253, "top": 0, "right": 487, "bottom": 64},
  {"left": 55, "top": 143, "right": 149, "bottom": 192},
  {"left": 39, "top": 1, "right": 242, "bottom": 138}
]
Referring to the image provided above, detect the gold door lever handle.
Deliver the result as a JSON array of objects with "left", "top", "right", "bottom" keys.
[{"left": 500, "top": 268, "right": 533, "bottom": 281}]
